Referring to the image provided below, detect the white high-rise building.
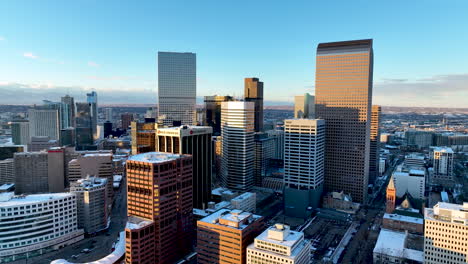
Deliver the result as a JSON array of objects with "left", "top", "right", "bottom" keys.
[
  {"left": 392, "top": 166, "right": 425, "bottom": 200},
  {"left": 432, "top": 147, "right": 454, "bottom": 185},
  {"left": 70, "top": 177, "right": 108, "bottom": 234},
  {"left": 284, "top": 119, "right": 325, "bottom": 218},
  {"left": 424, "top": 202, "right": 468, "bottom": 264},
  {"left": 247, "top": 224, "right": 310, "bottom": 264},
  {"left": 221, "top": 101, "right": 255, "bottom": 191},
  {"left": 28, "top": 109, "right": 60, "bottom": 141},
  {"left": 158, "top": 52, "right": 196, "bottom": 126}
]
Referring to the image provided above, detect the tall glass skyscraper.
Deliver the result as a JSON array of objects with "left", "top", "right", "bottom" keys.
[
  {"left": 158, "top": 52, "right": 196, "bottom": 126},
  {"left": 315, "top": 39, "right": 373, "bottom": 204},
  {"left": 86, "top": 91, "right": 98, "bottom": 139}
]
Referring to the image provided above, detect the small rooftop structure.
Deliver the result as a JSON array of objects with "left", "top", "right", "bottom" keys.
[
  {"left": 126, "top": 215, "right": 154, "bottom": 230},
  {"left": 199, "top": 209, "right": 261, "bottom": 230},
  {"left": 373, "top": 229, "right": 423, "bottom": 263}
]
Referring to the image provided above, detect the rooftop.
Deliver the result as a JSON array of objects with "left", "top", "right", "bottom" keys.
[
  {"left": 199, "top": 209, "right": 261, "bottom": 230},
  {"left": 128, "top": 152, "right": 182, "bottom": 164},
  {"left": 71, "top": 177, "right": 107, "bottom": 189},
  {"left": 383, "top": 213, "right": 423, "bottom": 225},
  {"left": 433, "top": 147, "right": 454, "bottom": 154},
  {"left": 373, "top": 229, "right": 423, "bottom": 262},
  {"left": 232, "top": 192, "right": 255, "bottom": 201},
  {"left": 257, "top": 224, "right": 304, "bottom": 248},
  {"left": 126, "top": 216, "right": 153, "bottom": 230},
  {"left": 0, "top": 192, "right": 74, "bottom": 206}
]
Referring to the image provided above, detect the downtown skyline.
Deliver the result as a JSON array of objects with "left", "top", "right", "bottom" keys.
[{"left": 1, "top": 1, "right": 468, "bottom": 107}]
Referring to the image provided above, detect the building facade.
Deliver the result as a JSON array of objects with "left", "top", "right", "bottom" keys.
[
  {"left": 125, "top": 152, "right": 193, "bottom": 264},
  {"left": 28, "top": 109, "right": 60, "bottom": 141},
  {"left": 154, "top": 125, "right": 213, "bottom": 209},
  {"left": 86, "top": 91, "right": 98, "bottom": 140},
  {"left": 14, "top": 152, "right": 48, "bottom": 194},
  {"left": 221, "top": 101, "right": 255, "bottom": 191},
  {"left": 432, "top": 147, "right": 454, "bottom": 187},
  {"left": 10, "top": 120, "right": 30, "bottom": 146},
  {"left": 131, "top": 121, "right": 157, "bottom": 154},
  {"left": 61, "top": 95, "right": 76, "bottom": 127},
  {"left": 315, "top": 39, "right": 373, "bottom": 203},
  {"left": 197, "top": 209, "right": 264, "bottom": 264},
  {"left": 244, "top": 78, "right": 264, "bottom": 132},
  {"left": 254, "top": 133, "right": 275, "bottom": 186},
  {"left": 424, "top": 202, "right": 468, "bottom": 264},
  {"left": 204, "top": 95, "right": 233, "bottom": 135},
  {"left": 369, "top": 105, "right": 381, "bottom": 184},
  {"left": 0, "top": 159, "right": 14, "bottom": 185},
  {"left": 70, "top": 177, "right": 108, "bottom": 234},
  {"left": 294, "top": 93, "right": 315, "bottom": 119},
  {"left": 75, "top": 102, "right": 94, "bottom": 149},
  {"left": 247, "top": 224, "right": 310, "bottom": 264},
  {"left": 158, "top": 52, "right": 196, "bottom": 126},
  {"left": 0, "top": 192, "right": 84, "bottom": 262},
  {"left": 284, "top": 119, "right": 325, "bottom": 217}
]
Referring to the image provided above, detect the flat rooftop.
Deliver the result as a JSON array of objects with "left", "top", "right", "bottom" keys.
[
  {"left": 383, "top": 213, "right": 423, "bottom": 225},
  {"left": 126, "top": 215, "right": 153, "bottom": 230},
  {"left": 0, "top": 192, "right": 74, "bottom": 207},
  {"left": 256, "top": 225, "right": 303, "bottom": 248},
  {"left": 128, "top": 152, "right": 182, "bottom": 164},
  {"left": 199, "top": 209, "right": 261, "bottom": 230},
  {"left": 433, "top": 147, "right": 454, "bottom": 153},
  {"left": 373, "top": 229, "right": 423, "bottom": 262}
]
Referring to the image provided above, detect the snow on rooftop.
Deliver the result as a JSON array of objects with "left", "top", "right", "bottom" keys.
[
  {"left": 433, "top": 147, "right": 454, "bottom": 153},
  {"left": 200, "top": 209, "right": 260, "bottom": 230},
  {"left": 0, "top": 192, "right": 74, "bottom": 207},
  {"left": 0, "top": 183, "right": 14, "bottom": 191},
  {"left": 373, "top": 229, "right": 423, "bottom": 262},
  {"left": 257, "top": 225, "right": 303, "bottom": 248},
  {"left": 126, "top": 216, "right": 153, "bottom": 230},
  {"left": 128, "top": 152, "right": 181, "bottom": 163},
  {"left": 383, "top": 213, "right": 423, "bottom": 225},
  {"left": 83, "top": 153, "right": 112, "bottom": 157},
  {"left": 232, "top": 192, "right": 255, "bottom": 201}
]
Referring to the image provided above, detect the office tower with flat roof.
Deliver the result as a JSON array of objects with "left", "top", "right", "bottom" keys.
[
  {"left": 125, "top": 152, "right": 193, "bottom": 264},
  {"left": 70, "top": 177, "right": 108, "bottom": 234},
  {"left": 104, "top": 107, "right": 113, "bottom": 122},
  {"left": 204, "top": 95, "right": 234, "bottom": 135},
  {"left": 432, "top": 147, "right": 454, "bottom": 187},
  {"left": 267, "top": 129, "right": 285, "bottom": 160},
  {"left": 155, "top": 125, "right": 213, "bottom": 209},
  {"left": 284, "top": 119, "right": 325, "bottom": 217},
  {"left": 197, "top": 209, "right": 265, "bottom": 264},
  {"left": 130, "top": 120, "right": 157, "bottom": 154},
  {"left": 369, "top": 105, "right": 381, "bottom": 183},
  {"left": 221, "top": 101, "right": 255, "bottom": 191},
  {"left": 158, "top": 52, "right": 196, "bottom": 126},
  {"left": 0, "top": 159, "right": 14, "bottom": 185},
  {"left": 86, "top": 91, "right": 98, "bottom": 140},
  {"left": 61, "top": 94, "right": 76, "bottom": 127},
  {"left": 14, "top": 151, "right": 48, "bottom": 194},
  {"left": 28, "top": 108, "right": 60, "bottom": 141},
  {"left": 424, "top": 202, "right": 468, "bottom": 264},
  {"left": 315, "top": 39, "right": 373, "bottom": 203},
  {"left": 68, "top": 153, "right": 113, "bottom": 202},
  {"left": 28, "top": 136, "right": 59, "bottom": 151},
  {"left": 121, "top": 113, "right": 134, "bottom": 130},
  {"left": 254, "top": 132, "right": 275, "bottom": 186},
  {"left": 75, "top": 102, "right": 94, "bottom": 149},
  {"left": 245, "top": 78, "right": 264, "bottom": 132},
  {"left": 10, "top": 120, "right": 30, "bottom": 145},
  {"left": 247, "top": 224, "right": 311, "bottom": 264},
  {"left": 294, "top": 93, "right": 315, "bottom": 119}
]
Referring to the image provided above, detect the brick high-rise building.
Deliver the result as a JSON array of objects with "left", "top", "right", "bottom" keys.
[
  {"left": 244, "top": 78, "right": 264, "bottom": 132},
  {"left": 369, "top": 105, "right": 381, "bottom": 184},
  {"left": 197, "top": 209, "right": 264, "bottom": 264},
  {"left": 125, "top": 152, "right": 193, "bottom": 264},
  {"left": 315, "top": 39, "right": 373, "bottom": 203}
]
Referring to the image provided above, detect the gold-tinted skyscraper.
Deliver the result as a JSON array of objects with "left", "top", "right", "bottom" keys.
[
  {"left": 245, "top": 78, "right": 264, "bottom": 132},
  {"left": 369, "top": 105, "right": 381, "bottom": 183},
  {"left": 315, "top": 39, "right": 373, "bottom": 203}
]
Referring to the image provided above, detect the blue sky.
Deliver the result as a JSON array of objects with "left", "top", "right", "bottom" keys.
[{"left": 1, "top": 1, "right": 467, "bottom": 107}]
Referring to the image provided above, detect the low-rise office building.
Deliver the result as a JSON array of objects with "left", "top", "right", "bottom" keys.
[
  {"left": 247, "top": 224, "right": 310, "bottom": 264},
  {"left": 0, "top": 192, "right": 84, "bottom": 262}
]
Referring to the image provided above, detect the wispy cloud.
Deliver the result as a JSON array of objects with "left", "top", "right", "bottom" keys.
[
  {"left": 23, "top": 52, "right": 38, "bottom": 59},
  {"left": 88, "top": 61, "right": 100, "bottom": 67}
]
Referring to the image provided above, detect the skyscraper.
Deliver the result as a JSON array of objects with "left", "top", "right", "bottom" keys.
[
  {"left": 131, "top": 120, "right": 157, "bottom": 154},
  {"left": 294, "top": 93, "right": 315, "bottom": 119},
  {"left": 221, "top": 101, "right": 255, "bottom": 191},
  {"left": 154, "top": 125, "right": 213, "bottom": 209},
  {"left": 28, "top": 108, "right": 60, "bottom": 141},
  {"left": 244, "top": 78, "right": 264, "bottom": 132},
  {"left": 75, "top": 102, "right": 93, "bottom": 149},
  {"left": 254, "top": 132, "right": 275, "bottom": 186},
  {"left": 284, "top": 119, "right": 325, "bottom": 217},
  {"left": 61, "top": 95, "right": 76, "bottom": 127},
  {"left": 120, "top": 113, "right": 134, "bottom": 130},
  {"left": 204, "top": 95, "right": 234, "bottom": 135},
  {"left": 125, "top": 152, "right": 193, "bottom": 264},
  {"left": 315, "top": 39, "right": 373, "bottom": 203},
  {"left": 14, "top": 152, "right": 49, "bottom": 194},
  {"left": 432, "top": 147, "right": 454, "bottom": 187},
  {"left": 86, "top": 91, "right": 98, "bottom": 139},
  {"left": 158, "top": 52, "right": 196, "bottom": 126},
  {"left": 10, "top": 120, "right": 30, "bottom": 145},
  {"left": 369, "top": 105, "right": 381, "bottom": 183}
]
